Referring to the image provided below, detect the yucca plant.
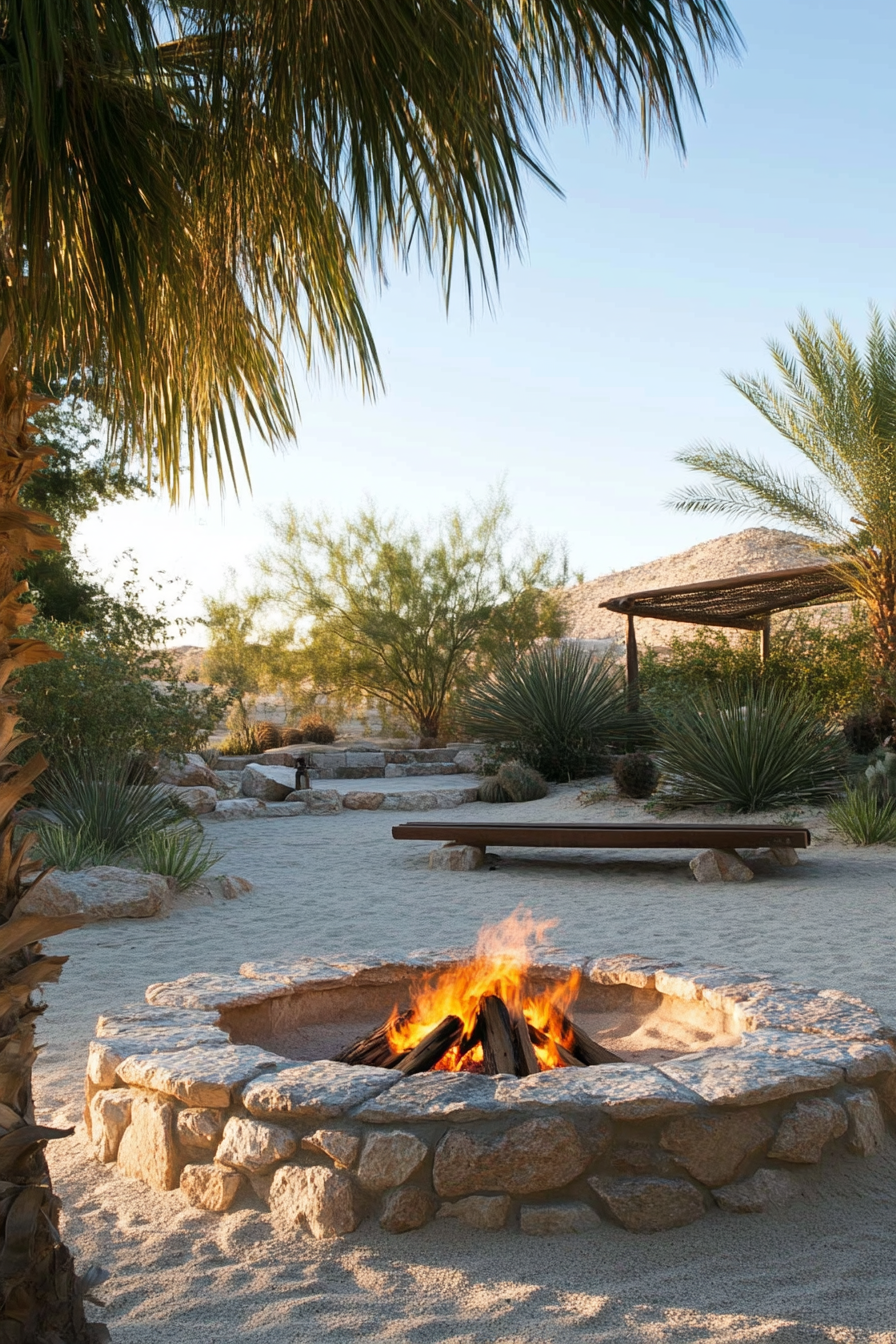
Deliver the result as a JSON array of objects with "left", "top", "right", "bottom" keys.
[
  {"left": 460, "top": 642, "right": 632, "bottom": 781},
  {"left": 657, "top": 680, "right": 848, "bottom": 812},
  {"left": 133, "top": 826, "right": 221, "bottom": 891},
  {"left": 42, "top": 757, "right": 181, "bottom": 861},
  {"left": 33, "top": 824, "right": 113, "bottom": 872},
  {"left": 828, "top": 786, "right": 896, "bottom": 845}
]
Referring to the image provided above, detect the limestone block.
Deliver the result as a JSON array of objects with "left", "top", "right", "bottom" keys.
[
  {"left": 96, "top": 1005, "right": 220, "bottom": 1035},
  {"left": 269, "top": 1163, "right": 361, "bottom": 1239},
  {"left": 215, "top": 1116, "right": 297, "bottom": 1173},
  {"left": 496, "top": 1064, "right": 699, "bottom": 1121},
  {"left": 433, "top": 1117, "right": 590, "bottom": 1199},
  {"left": 356, "top": 1131, "right": 429, "bottom": 1191},
  {"left": 118, "top": 1043, "right": 282, "bottom": 1107},
  {"left": 654, "top": 964, "right": 768, "bottom": 1004},
  {"left": 380, "top": 792, "right": 437, "bottom": 811},
  {"left": 264, "top": 802, "right": 311, "bottom": 817},
  {"left": 240, "top": 959, "right": 351, "bottom": 988},
  {"left": 713, "top": 1168, "right": 797, "bottom": 1213},
  {"left": 587, "top": 955, "right": 683, "bottom": 990},
  {"left": 428, "top": 844, "right": 485, "bottom": 872},
  {"left": 117, "top": 1094, "right": 180, "bottom": 1191},
  {"left": 355, "top": 1072, "right": 502, "bottom": 1124},
  {"left": 767, "top": 1098, "right": 848, "bottom": 1164},
  {"left": 90, "top": 1089, "right": 133, "bottom": 1162},
  {"left": 242, "top": 1061, "right": 398, "bottom": 1121},
  {"left": 20, "top": 866, "right": 170, "bottom": 921},
  {"left": 146, "top": 971, "right": 290, "bottom": 1011},
  {"left": 520, "top": 1202, "right": 600, "bottom": 1235},
  {"left": 739, "top": 1028, "right": 896, "bottom": 1082},
  {"left": 689, "top": 849, "right": 754, "bottom": 883},
  {"left": 180, "top": 1163, "right": 243, "bottom": 1212},
  {"left": 437, "top": 1195, "right": 510, "bottom": 1231},
  {"left": 454, "top": 750, "right": 483, "bottom": 772},
  {"left": 434, "top": 788, "right": 478, "bottom": 808},
  {"left": 284, "top": 788, "right": 342, "bottom": 815},
  {"left": 87, "top": 1041, "right": 122, "bottom": 1090},
  {"left": 589, "top": 1176, "right": 705, "bottom": 1233},
  {"left": 206, "top": 799, "right": 266, "bottom": 821},
  {"left": 379, "top": 1186, "right": 438, "bottom": 1233},
  {"left": 155, "top": 784, "right": 218, "bottom": 815},
  {"left": 731, "top": 987, "right": 887, "bottom": 1040},
  {"left": 176, "top": 1107, "right": 226, "bottom": 1151},
  {"left": 659, "top": 1111, "right": 774, "bottom": 1187},
  {"left": 301, "top": 1130, "right": 361, "bottom": 1169},
  {"left": 157, "top": 758, "right": 222, "bottom": 788},
  {"left": 657, "top": 1047, "right": 842, "bottom": 1107},
  {"left": 844, "top": 1089, "right": 887, "bottom": 1155},
  {"left": 341, "top": 792, "right": 385, "bottom": 811},
  {"left": 346, "top": 751, "right": 386, "bottom": 769},
  {"left": 241, "top": 764, "right": 295, "bottom": 801}
]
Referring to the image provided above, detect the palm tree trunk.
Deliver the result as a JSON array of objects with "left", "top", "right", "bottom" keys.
[
  {"left": 0, "top": 363, "right": 106, "bottom": 1341},
  {"left": 866, "top": 551, "right": 896, "bottom": 674}
]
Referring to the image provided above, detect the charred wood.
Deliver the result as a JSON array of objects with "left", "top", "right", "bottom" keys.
[
  {"left": 333, "top": 1011, "right": 411, "bottom": 1068},
  {"left": 394, "top": 1015, "right": 463, "bottom": 1075},
  {"left": 479, "top": 995, "right": 517, "bottom": 1075}
]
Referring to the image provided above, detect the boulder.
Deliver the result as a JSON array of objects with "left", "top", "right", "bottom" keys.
[
  {"left": 269, "top": 1163, "right": 361, "bottom": 1239},
  {"left": 157, "top": 758, "right": 222, "bottom": 789},
  {"left": 118, "top": 1043, "right": 282, "bottom": 1107},
  {"left": 429, "top": 844, "right": 485, "bottom": 872},
  {"left": 659, "top": 1111, "right": 774, "bottom": 1186},
  {"left": 241, "top": 764, "right": 296, "bottom": 801},
  {"left": 284, "top": 789, "right": 342, "bottom": 815},
  {"left": 180, "top": 1163, "right": 243, "bottom": 1212},
  {"left": 341, "top": 792, "right": 385, "bottom": 811},
  {"left": 215, "top": 1116, "right": 297, "bottom": 1174},
  {"left": 878, "top": 1072, "right": 896, "bottom": 1116},
  {"left": 301, "top": 1130, "right": 361, "bottom": 1169},
  {"left": 713, "top": 1168, "right": 797, "bottom": 1213},
  {"left": 437, "top": 1195, "right": 510, "bottom": 1231},
  {"left": 433, "top": 1117, "right": 590, "bottom": 1198},
  {"left": 589, "top": 1176, "right": 705, "bottom": 1232},
  {"left": 356, "top": 1131, "right": 429, "bottom": 1191},
  {"left": 90, "top": 1089, "right": 133, "bottom": 1162},
  {"left": 767, "top": 1098, "right": 848, "bottom": 1164},
  {"left": 453, "top": 750, "right": 483, "bottom": 773},
  {"left": 20, "top": 866, "right": 170, "bottom": 922},
  {"left": 206, "top": 798, "right": 266, "bottom": 821},
  {"left": 216, "top": 875, "right": 254, "bottom": 901},
  {"left": 379, "top": 1187, "right": 438, "bottom": 1233},
  {"left": 117, "top": 1093, "right": 180, "bottom": 1191},
  {"left": 176, "top": 1107, "right": 226, "bottom": 1152},
  {"left": 520, "top": 1202, "right": 600, "bottom": 1236},
  {"left": 689, "top": 849, "right": 754, "bottom": 883},
  {"left": 156, "top": 784, "right": 218, "bottom": 815},
  {"left": 844, "top": 1089, "right": 887, "bottom": 1155}
]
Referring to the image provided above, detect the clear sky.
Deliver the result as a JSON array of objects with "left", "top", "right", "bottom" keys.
[{"left": 76, "top": 0, "right": 896, "bottom": 638}]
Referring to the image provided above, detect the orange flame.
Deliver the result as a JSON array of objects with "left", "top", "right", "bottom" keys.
[{"left": 387, "top": 907, "right": 580, "bottom": 1071}]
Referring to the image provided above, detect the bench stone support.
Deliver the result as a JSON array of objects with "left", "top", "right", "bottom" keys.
[
  {"left": 429, "top": 843, "right": 486, "bottom": 872},
  {"left": 689, "top": 848, "right": 754, "bottom": 884}
]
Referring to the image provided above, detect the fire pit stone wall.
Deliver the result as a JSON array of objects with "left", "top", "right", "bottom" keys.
[{"left": 84, "top": 954, "right": 896, "bottom": 1236}]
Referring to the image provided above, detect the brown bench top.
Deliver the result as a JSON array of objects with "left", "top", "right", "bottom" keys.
[{"left": 392, "top": 821, "right": 811, "bottom": 850}]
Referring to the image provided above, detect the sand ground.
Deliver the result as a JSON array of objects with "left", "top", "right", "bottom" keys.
[{"left": 36, "top": 786, "right": 896, "bottom": 1344}]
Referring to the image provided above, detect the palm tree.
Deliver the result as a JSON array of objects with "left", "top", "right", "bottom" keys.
[
  {"left": 1, "top": 0, "right": 739, "bottom": 1335},
  {"left": 671, "top": 308, "right": 896, "bottom": 675}
]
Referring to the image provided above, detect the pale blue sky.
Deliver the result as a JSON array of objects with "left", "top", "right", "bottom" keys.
[{"left": 77, "top": 0, "right": 896, "bottom": 636}]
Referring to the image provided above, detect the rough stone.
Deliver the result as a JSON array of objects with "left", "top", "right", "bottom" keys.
[
  {"left": 767, "top": 1098, "right": 848, "bottom": 1164},
  {"left": 454, "top": 750, "right": 483, "bottom": 772},
  {"left": 86, "top": 1041, "right": 124, "bottom": 1090},
  {"left": 428, "top": 844, "right": 485, "bottom": 872},
  {"left": 176, "top": 1107, "right": 226, "bottom": 1151},
  {"left": 241, "top": 763, "right": 296, "bottom": 801},
  {"left": 437, "top": 1195, "right": 510, "bottom": 1231},
  {"left": 20, "top": 866, "right": 170, "bottom": 921},
  {"left": 206, "top": 798, "right": 266, "bottom": 820},
  {"left": 180, "top": 1163, "right": 243, "bottom": 1212},
  {"left": 659, "top": 1111, "right": 774, "bottom": 1186},
  {"left": 217, "top": 875, "right": 254, "bottom": 901},
  {"left": 242, "top": 1061, "right": 399, "bottom": 1121},
  {"left": 766, "top": 845, "right": 800, "bottom": 866},
  {"left": 284, "top": 788, "right": 342, "bottom": 814},
  {"left": 239, "top": 959, "right": 351, "bottom": 987},
  {"left": 587, "top": 955, "right": 682, "bottom": 990},
  {"left": 356, "top": 1131, "right": 429, "bottom": 1191},
  {"left": 156, "top": 784, "right": 218, "bottom": 815},
  {"left": 117, "top": 1093, "right": 180, "bottom": 1191},
  {"left": 657, "top": 1047, "right": 842, "bottom": 1106},
  {"left": 157, "top": 757, "right": 222, "bottom": 788},
  {"left": 268, "top": 1163, "right": 361, "bottom": 1239},
  {"left": 96, "top": 1005, "right": 220, "bottom": 1035},
  {"left": 689, "top": 848, "right": 754, "bottom": 883},
  {"left": 145, "top": 971, "right": 291, "bottom": 1010},
  {"left": 495, "top": 1064, "right": 699, "bottom": 1121},
  {"left": 90, "top": 1089, "right": 133, "bottom": 1162},
  {"left": 739, "top": 1028, "right": 896, "bottom": 1082},
  {"left": 713, "top": 1168, "right": 797, "bottom": 1213},
  {"left": 354, "top": 1072, "right": 501, "bottom": 1124},
  {"left": 844, "top": 1089, "right": 887, "bottom": 1155},
  {"left": 215, "top": 1116, "right": 297, "bottom": 1173},
  {"left": 341, "top": 792, "right": 385, "bottom": 811},
  {"left": 117, "top": 1043, "right": 282, "bottom": 1107},
  {"left": 346, "top": 751, "right": 386, "bottom": 769},
  {"left": 301, "top": 1130, "right": 361, "bottom": 1169},
  {"left": 654, "top": 964, "right": 769, "bottom": 1003},
  {"left": 878, "top": 1072, "right": 896, "bottom": 1116},
  {"left": 590, "top": 1176, "right": 705, "bottom": 1233},
  {"left": 379, "top": 1186, "right": 438, "bottom": 1233},
  {"left": 263, "top": 802, "right": 311, "bottom": 817},
  {"left": 731, "top": 987, "right": 888, "bottom": 1041},
  {"left": 520, "top": 1202, "right": 600, "bottom": 1236},
  {"left": 433, "top": 1117, "right": 590, "bottom": 1198}
]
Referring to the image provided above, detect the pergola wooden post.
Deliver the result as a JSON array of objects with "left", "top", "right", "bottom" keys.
[{"left": 625, "top": 614, "right": 639, "bottom": 711}]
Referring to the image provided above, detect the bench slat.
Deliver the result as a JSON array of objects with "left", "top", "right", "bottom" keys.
[{"left": 392, "top": 822, "right": 811, "bottom": 850}]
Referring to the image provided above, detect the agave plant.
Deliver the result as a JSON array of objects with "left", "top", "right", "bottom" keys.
[
  {"left": 460, "top": 642, "right": 632, "bottom": 781},
  {"left": 828, "top": 786, "right": 896, "bottom": 845},
  {"left": 656, "top": 680, "right": 848, "bottom": 812},
  {"left": 133, "top": 826, "right": 221, "bottom": 891},
  {"left": 42, "top": 756, "right": 181, "bottom": 861}
]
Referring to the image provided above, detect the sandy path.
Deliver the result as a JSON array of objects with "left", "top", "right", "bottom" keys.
[{"left": 37, "top": 789, "right": 896, "bottom": 1343}]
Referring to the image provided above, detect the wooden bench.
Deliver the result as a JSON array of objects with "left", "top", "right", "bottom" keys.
[{"left": 392, "top": 822, "right": 811, "bottom": 882}]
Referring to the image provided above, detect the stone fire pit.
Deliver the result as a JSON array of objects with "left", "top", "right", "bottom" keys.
[{"left": 85, "top": 953, "right": 896, "bottom": 1236}]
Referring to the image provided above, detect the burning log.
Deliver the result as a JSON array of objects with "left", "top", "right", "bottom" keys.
[
  {"left": 528, "top": 1022, "right": 585, "bottom": 1068},
  {"left": 394, "top": 1015, "right": 463, "bottom": 1075},
  {"left": 478, "top": 995, "right": 516, "bottom": 1075},
  {"left": 510, "top": 1009, "right": 540, "bottom": 1076},
  {"left": 332, "top": 1011, "right": 411, "bottom": 1068},
  {"left": 564, "top": 1018, "right": 623, "bottom": 1066}
]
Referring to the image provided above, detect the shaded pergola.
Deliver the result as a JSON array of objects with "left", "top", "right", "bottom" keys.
[{"left": 599, "top": 563, "right": 853, "bottom": 707}]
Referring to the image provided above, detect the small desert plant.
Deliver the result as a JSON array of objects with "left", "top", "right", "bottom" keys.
[
  {"left": 254, "top": 720, "right": 281, "bottom": 750},
  {"left": 280, "top": 727, "right": 304, "bottom": 746},
  {"left": 44, "top": 756, "right": 182, "bottom": 857},
  {"left": 863, "top": 749, "right": 896, "bottom": 797},
  {"left": 828, "top": 786, "right": 896, "bottom": 844},
  {"left": 133, "top": 826, "right": 222, "bottom": 889},
  {"left": 33, "top": 823, "right": 113, "bottom": 871},
  {"left": 496, "top": 761, "right": 548, "bottom": 802},
  {"left": 656, "top": 680, "right": 848, "bottom": 812},
  {"left": 298, "top": 715, "right": 336, "bottom": 744},
  {"left": 460, "top": 642, "right": 632, "bottom": 782},
  {"left": 613, "top": 751, "right": 660, "bottom": 799},
  {"left": 477, "top": 775, "right": 510, "bottom": 803}
]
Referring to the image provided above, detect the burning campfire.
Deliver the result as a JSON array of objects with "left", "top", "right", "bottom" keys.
[{"left": 334, "top": 909, "right": 621, "bottom": 1077}]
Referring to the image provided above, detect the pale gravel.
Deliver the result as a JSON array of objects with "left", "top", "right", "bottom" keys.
[{"left": 37, "top": 785, "right": 896, "bottom": 1344}]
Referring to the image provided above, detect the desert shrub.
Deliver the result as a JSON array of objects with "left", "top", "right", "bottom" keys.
[
  {"left": 828, "top": 786, "right": 896, "bottom": 844},
  {"left": 133, "top": 826, "right": 221, "bottom": 889},
  {"left": 477, "top": 775, "right": 510, "bottom": 803},
  {"left": 34, "top": 823, "right": 112, "bottom": 871},
  {"left": 656, "top": 680, "right": 848, "bottom": 812},
  {"left": 459, "top": 642, "right": 631, "bottom": 782},
  {"left": 280, "top": 727, "right": 304, "bottom": 746},
  {"left": 613, "top": 752, "right": 659, "bottom": 799},
  {"left": 298, "top": 715, "right": 336, "bottom": 744},
  {"left": 253, "top": 721, "right": 281, "bottom": 750},
  {"left": 842, "top": 707, "right": 894, "bottom": 754},
  {"left": 42, "top": 757, "right": 183, "bottom": 857},
  {"left": 496, "top": 761, "right": 548, "bottom": 802}
]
